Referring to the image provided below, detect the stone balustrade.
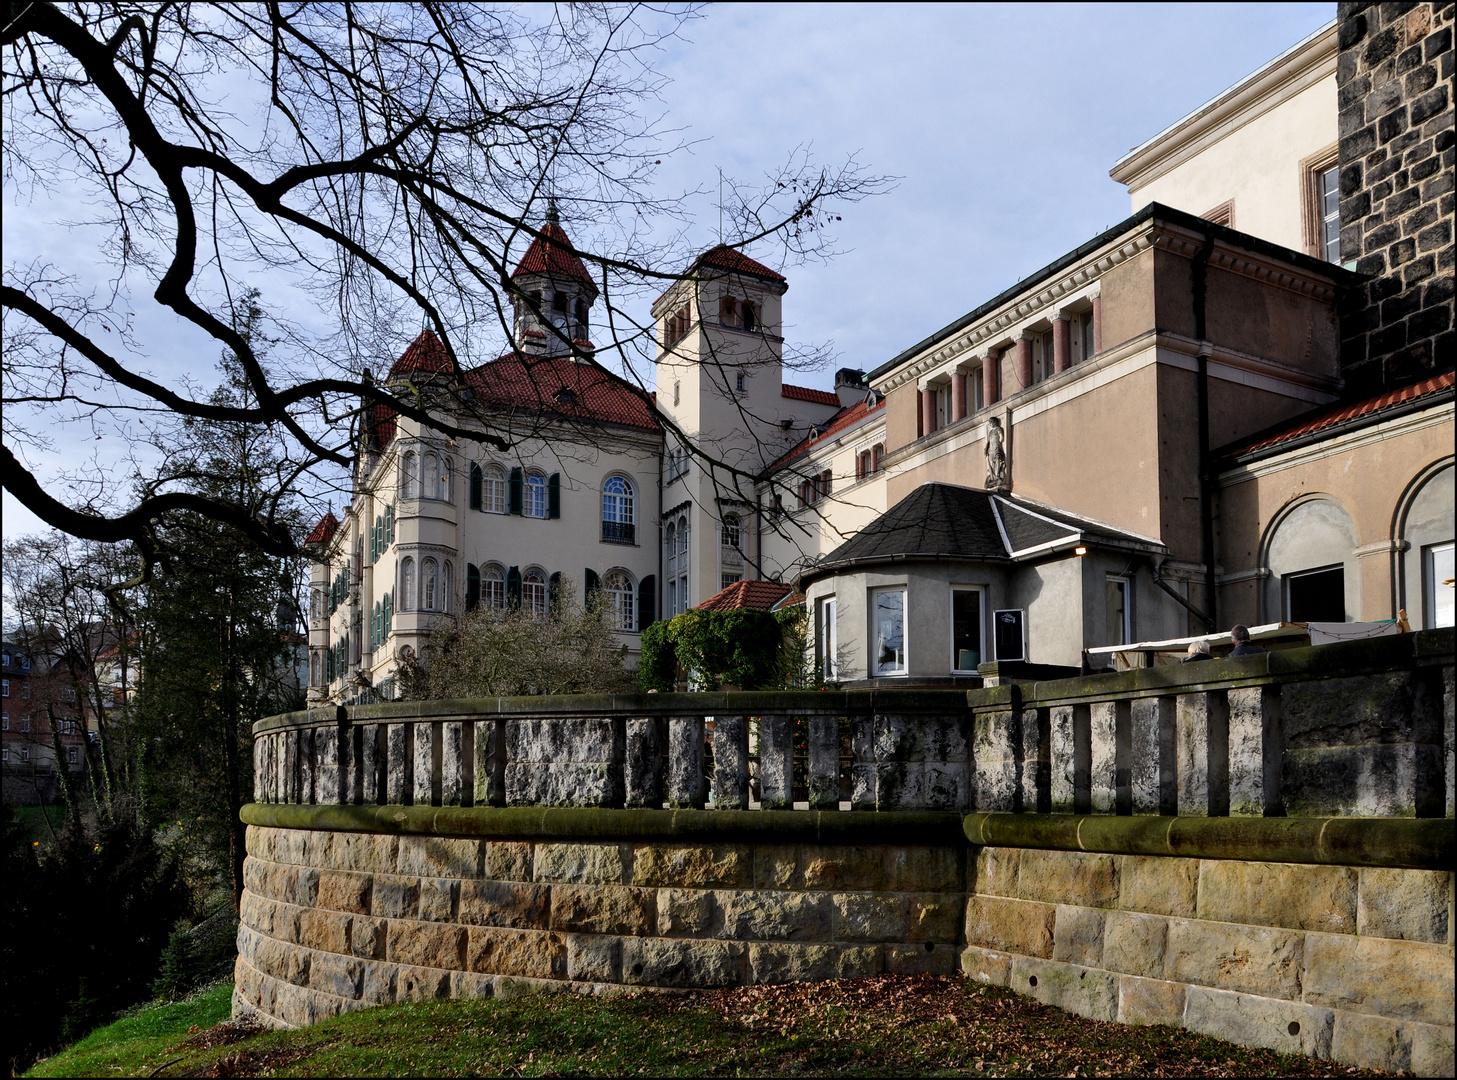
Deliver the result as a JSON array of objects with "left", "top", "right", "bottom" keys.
[{"left": 256, "top": 628, "right": 1455, "bottom": 821}]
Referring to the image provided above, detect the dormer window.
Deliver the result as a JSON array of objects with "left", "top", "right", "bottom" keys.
[{"left": 554, "top": 387, "right": 576, "bottom": 405}]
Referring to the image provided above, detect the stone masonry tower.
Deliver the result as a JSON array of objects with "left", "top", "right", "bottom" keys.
[{"left": 1337, "top": 2, "right": 1455, "bottom": 393}]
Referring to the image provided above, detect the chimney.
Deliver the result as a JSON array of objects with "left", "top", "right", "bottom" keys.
[{"left": 835, "top": 367, "right": 867, "bottom": 408}]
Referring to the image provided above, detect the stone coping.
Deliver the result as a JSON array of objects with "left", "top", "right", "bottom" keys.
[
  {"left": 256, "top": 628, "right": 1452, "bottom": 735},
  {"left": 239, "top": 804, "right": 1450, "bottom": 871},
  {"left": 239, "top": 803, "right": 968, "bottom": 846},
  {"left": 962, "top": 813, "right": 1452, "bottom": 871}
]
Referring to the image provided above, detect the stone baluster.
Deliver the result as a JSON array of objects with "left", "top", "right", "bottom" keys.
[
  {"left": 298, "top": 728, "right": 314, "bottom": 805},
  {"left": 625, "top": 718, "right": 661, "bottom": 808},
  {"left": 386, "top": 723, "right": 409, "bottom": 804},
  {"left": 273, "top": 734, "right": 285, "bottom": 804},
  {"left": 283, "top": 730, "right": 298, "bottom": 802},
  {"left": 316, "top": 725, "right": 339, "bottom": 804},
  {"left": 1177, "top": 691, "right": 1229, "bottom": 816},
  {"left": 1228, "top": 685, "right": 1282, "bottom": 816},
  {"left": 1130, "top": 697, "right": 1176, "bottom": 815},
  {"left": 759, "top": 715, "right": 795, "bottom": 810},
  {"left": 713, "top": 716, "right": 750, "bottom": 810},
  {"left": 667, "top": 716, "right": 706, "bottom": 809},
  {"left": 1020, "top": 706, "right": 1050, "bottom": 813},
  {"left": 413, "top": 722, "right": 435, "bottom": 807},
  {"left": 973, "top": 708, "right": 1019, "bottom": 811},
  {"left": 807, "top": 716, "right": 840, "bottom": 810},
  {"left": 473, "top": 720, "right": 504, "bottom": 807},
  {"left": 1090, "top": 700, "right": 1130, "bottom": 813},
  {"left": 253, "top": 738, "right": 265, "bottom": 802},
  {"left": 850, "top": 713, "right": 876, "bottom": 810},
  {"left": 359, "top": 724, "right": 379, "bottom": 805},
  {"left": 441, "top": 721, "right": 464, "bottom": 806},
  {"left": 1049, "top": 704, "right": 1091, "bottom": 813}
]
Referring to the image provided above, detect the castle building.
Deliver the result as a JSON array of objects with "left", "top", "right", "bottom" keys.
[{"left": 307, "top": 5, "right": 1452, "bottom": 701}]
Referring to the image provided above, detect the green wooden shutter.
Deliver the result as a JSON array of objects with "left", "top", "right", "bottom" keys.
[
  {"left": 385, "top": 504, "right": 394, "bottom": 544},
  {"left": 470, "top": 462, "right": 483, "bottom": 511},
  {"left": 637, "top": 575, "right": 656, "bottom": 631},
  {"left": 548, "top": 473, "right": 561, "bottom": 519},
  {"left": 384, "top": 591, "right": 392, "bottom": 632},
  {"left": 466, "top": 564, "right": 481, "bottom": 611},
  {"left": 506, "top": 565, "right": 522, "bottom": 607},
  {"left": 509, "top": 468, "right": 524, "bottom": 514}
]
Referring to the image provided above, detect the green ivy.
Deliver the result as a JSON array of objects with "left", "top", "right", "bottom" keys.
[{"left": 637, "top": 608, "right": 785, "bottom": 691}]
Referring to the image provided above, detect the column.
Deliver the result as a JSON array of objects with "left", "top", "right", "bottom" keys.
[
  {"left": 1130, "top": 697, "right": 1176, "bottom": 815},
  {"left": 1048, "top": 704, "right": 1090, "bottom": 813},
  {"left": 1090, "top": 701, "right": 1128, "bottom": 814},
  {"left": 973, "top": 709, "right": 1019, "bottom": 811},
  {"left": 1228, "top": 686, "right": 1281, "bottom": 816},
  {"left": 920, "top": 386, "right": 936, "bottom": 436},
  {"left": 413, "top": 722, "right": 434, "bottom": 807},
  {"left": 759, "top": 715, "right": 794, "bottom": 810},
  {"left": 807, "top": 716, "right": 840, "bottom": 809},
  {"left": 441, "top": 721, "right": 464, "bottom": 806},
  {"left": 950, "top": 372, "right": 967, "bottom": 422},
  {"left": 1091, "top": 296, "right": 1103, "bottom": 354},
  {"left": 473, "top": 719, "right": 503, "bottom": 807},
  {"left": 712, "top": 715, "right": 749, "bottom": 810},
  {"left": 1052, "top": 314, "right": 1071, "bottom": 374},
  {"left": 1176, "top": 691, "right": 1229, "bottom": 816},
  {"left": 624, "top": 717, "right": 661, "bottom": 808},
  {"left": 982, "top": 353, "right": 999, "bottom": 408},
  {"left": 387, "top": 723, "right": 409, "bottom": 804},
  {"left": 667, "top": 716, "right": 706, "bottom": 809},
  {"left": 360, "top": 724, "right": 379, "bottom": 805},
  {"left": 1015, "top": 335, "right": 1033, "bottom": 391}
]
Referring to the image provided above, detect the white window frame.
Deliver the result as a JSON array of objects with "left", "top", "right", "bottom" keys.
[
  {"left": 482, "top": 563, "right": 506, "bottom": 611},
  {"left": 524, "top": 470, "right": 548, "bottom": 519},
  {"left": 482, "top": 463, "right": 507, "bottom": 514},
  {"left": 1106, "top": 574, "right": 1133, "bottom": 646},
  {"left": 523, "top": 567, "right": 548, "bottom": 618},
  {"left": 949, "top": 585, "right": 986, "bottom": 674},
  {"left": 871, "top": 587, "right": 907, "bottom": 677},
  {"left": 1423, "top": 541, "right": 1454, "bottom": 629},
  {"left": 817, "top": 596, "right": 838, "bottom": 681},
  {"left": 603, "top": 568, "right": 637, "bottom": 632}
]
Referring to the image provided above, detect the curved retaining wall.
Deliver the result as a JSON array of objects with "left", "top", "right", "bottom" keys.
[
  {"left": 232, "top": 807, "right": 1454, "bottom": 1076},
  {"left": 234, "top": 813, "right": 969, "bottom": 1029}
]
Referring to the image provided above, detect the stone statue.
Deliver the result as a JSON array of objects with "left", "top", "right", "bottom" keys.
[{"left": 985, "top": 415, "right": 1008, "bottom": 490}]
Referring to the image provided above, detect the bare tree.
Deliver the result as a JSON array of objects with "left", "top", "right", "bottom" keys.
[{"left": 2, "top": 2, "right": 887, "bottom": 575}]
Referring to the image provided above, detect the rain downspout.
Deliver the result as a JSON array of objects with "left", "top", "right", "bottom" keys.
[{"left": 1192, "top": 232, "right": 1218, "bottom": 633}]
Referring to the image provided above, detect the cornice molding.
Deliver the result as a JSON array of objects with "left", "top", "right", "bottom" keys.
[{"left": 1110, "top": 21, "right": 1337, "bottom": 190}]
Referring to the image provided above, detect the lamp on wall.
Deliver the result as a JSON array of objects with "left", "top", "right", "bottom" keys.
[{"left": 1074, "top": 545, "right": 1088, "bottom": 556}]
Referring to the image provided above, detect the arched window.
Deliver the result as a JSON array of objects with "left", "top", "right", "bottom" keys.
[
  {"left": 400, "top": 558, "right": 416, "bottom": 612},
  {"left": 665, "top": 522, "right": 678, "bottom": 615},
  {"left": 602, "top": 476, "right": 635, "bottom": 543},
  {"left": 482, "top": 563, "right": 506, "bottom": 610},
  {"left": 401, "top": 451, "right": 418, "bottom": 499},
  {"left": 721, "top": 514, "right": 741, "bottom": 550},
  {"left": 421, "top": 453, "right": 440, "bottom": 500},
  {"left": 523, "top": 567, "right": 548, "bottom": 618},
  {"left": 603, "top": 569, "right": 636, "bottom": 632},
  {"left": 422, "top": 557, "right": 439, "bottom": 611},
  {"left": 666, "top": 514, "right": 690, "bottom": 615},
  {"left": 524, "top": 470, "right": 548, "bottom": 518},
  {"left": 482, "top": 464, "right": 507, "bottom": 514},
  {"left": 439, "top": 458, "right": 453, "bottom": 502},
  {"left": 310, "top": 588, "right": 322, "bottom": 623},
  {"left": 442, "top": 561, "right": 454, "bottom": 614}
]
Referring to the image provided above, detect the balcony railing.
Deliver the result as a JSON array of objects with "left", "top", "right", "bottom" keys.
[
  {"left": 601, "top": 521, "right": 635, "bottom": 545},
  {"left": 252, "top": 628, "right": 1453, "bottom": 821}
]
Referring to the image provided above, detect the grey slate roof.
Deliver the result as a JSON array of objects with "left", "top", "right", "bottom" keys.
[{"left": 802, "top": 483, "right": 1163, "bottom": 583}]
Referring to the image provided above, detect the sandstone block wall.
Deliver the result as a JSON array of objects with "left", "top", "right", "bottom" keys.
[
  {"left": 233, "top": 825, "right": 967, "bottom": 1029},
  {"left": 962, "top": 846, "right": 1455, "bottom": 1076}
]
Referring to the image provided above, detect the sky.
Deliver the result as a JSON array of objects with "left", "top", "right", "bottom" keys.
[{"left": 1, "top": 2, "right": 1335, "bottom": 543}]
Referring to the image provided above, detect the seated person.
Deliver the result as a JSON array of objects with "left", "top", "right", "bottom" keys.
[
  {"left": 1228, "top": 624, "right": 1265, "bottom": 657},
  {"left": 1182, "top": 639, "right": 1213, "bottom": 663}
]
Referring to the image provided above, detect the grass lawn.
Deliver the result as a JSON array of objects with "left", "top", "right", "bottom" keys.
[
  {"left": 11, "top": 804, "right": 69, "bottom": 846},
  {"left": 27, "top": 974, "right": 1387, "bottom": 1078}
]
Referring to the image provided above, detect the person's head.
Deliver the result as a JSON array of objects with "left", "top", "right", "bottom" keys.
[
  {"left": 1230, "top": 624, "right": 1251, "bottom": 644},
  {"left": 1187, "top": 639, "right": 1210, "bottom": 656}
]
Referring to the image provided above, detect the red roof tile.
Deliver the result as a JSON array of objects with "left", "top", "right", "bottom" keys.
[
  {"left": 1223, "top": 371, "right": 1454, "bottom": 457},
  {"left": 304, "top": 512, "right": 339, "bottom": 545},
  {"left": 768, "top": 395, "right": 886, "bottom": 471},
  {"left": 388, "top": 329, "right": 454, "bottom": 380},
  {"left": 465, "top": 351, "right": 660, "bottom": 431},
  {"left": 693, "top": 245, "right": 786, "bottom": 283},
  {"left": 368, "top": 402, "right": 398, "bottom": 450},
  {"left": 782, "top": 383, "right": 840, "bottom": 407},
  {"left": 511, "top": 221, "right": 595, "bottom": 287},
  {"left": 696, "top": 579, "right": 795, "bottom": 612}
]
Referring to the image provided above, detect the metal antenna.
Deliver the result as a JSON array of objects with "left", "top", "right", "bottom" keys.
[{"left": 718, "top": 167, "right": 723, "bottom": 244}]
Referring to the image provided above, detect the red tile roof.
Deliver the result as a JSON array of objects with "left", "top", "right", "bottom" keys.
[
  {"left": 304, "top": 512, "right": 339, "bottom": 545},
  {"left": 693, "top": 244, "right": 786, "bottom": 283},
  {"left": 466, "top": 351, "right": 660, "bottom": 431},
  {"left": 696, "top": 579, "right": 795, "bottom": 612},
  {"left": 782, "top": 383, "right": 840, "bottom": 407},
  {"left": 511, "top": 221, "right": 595, "bottom": 287},
  {"left": 367, "top": 402, "right": 398, "bottom": 449},
  {"left": 1222, "top": 371, "right": 1454, "bottom": 457},
  {"left": 388, "top": 329, "right": 455, "bottom": 380},
  {"left": 768, "top": 395, "right": 886, "bottom": 471}
]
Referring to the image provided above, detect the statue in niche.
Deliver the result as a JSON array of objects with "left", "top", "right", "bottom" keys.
[{"left": 985, "top": 415, "right": 1008, "bottom": 490}]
